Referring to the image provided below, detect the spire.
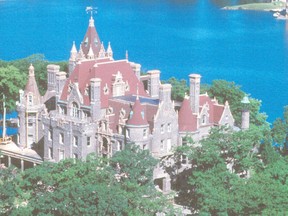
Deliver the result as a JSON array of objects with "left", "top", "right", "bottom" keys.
[
  {"left": 87, "top": 46, "right": 94, "bottom": 59},
  {"left": 126, "top": 50, "right": 129, "bottom": 60},
  {"left": 81, "top": 11, "right": 101, "bottom": 58},
  {"left": 89, "top": 15, "right": 95, "bottom": 27},
  {"left": 106, "top": 42, "right": 113, "bottom": 59},
  {"left": 98, "top": 42, "right": 106, "bottom": 58},
  {"left": 70, "top": 41, "right": 77, "bottom": 61},
  {"left": 24, "top": 64, "right": 41, "bottom": 106},
  {"left": 29, "top": 64, "right": 34, "bottom": 76},
  {"left": 77, "top": 43, "right": 85, "bottom": 60}
]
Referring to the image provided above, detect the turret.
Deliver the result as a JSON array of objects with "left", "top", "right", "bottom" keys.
[
  {"left": 189, "top": 74, "right": 201, "bottom": 114},
  {"left": 98, "top": 42, "right": 106, "bottom": 58},
  {"left": 126, "top": 95, "right": 149, "bottom": 149},
  {"left": 17, "top": 64, "right": 44, "bottom": 149}
]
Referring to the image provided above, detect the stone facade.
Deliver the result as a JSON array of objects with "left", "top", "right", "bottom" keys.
[{"left": 16, "top": 15, "right": 235, "bottom": 193}]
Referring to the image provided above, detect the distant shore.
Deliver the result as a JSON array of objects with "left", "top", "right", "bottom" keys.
[{"left": 222, "top": 2, "right": 285, "bottom": 11}]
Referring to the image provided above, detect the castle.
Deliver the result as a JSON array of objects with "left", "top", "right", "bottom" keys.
[{"left": 1, "top": 15, "right": 235, "bottom": 193}]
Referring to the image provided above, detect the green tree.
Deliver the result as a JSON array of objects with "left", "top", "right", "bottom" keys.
[
  {"left": 0, "top": 66, "right": 26, "bottom": 112},
  {"left": 163, "top": 77, "right": 189, "bottom": 101}
]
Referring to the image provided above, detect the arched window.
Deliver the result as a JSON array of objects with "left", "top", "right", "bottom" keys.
[{"left": 72, "top": 102, "right": 79, "bottom": 117}]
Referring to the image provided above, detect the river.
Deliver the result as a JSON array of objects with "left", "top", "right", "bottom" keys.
[{"left": 0, "top": 0, "right": 287, "bottom": 124}]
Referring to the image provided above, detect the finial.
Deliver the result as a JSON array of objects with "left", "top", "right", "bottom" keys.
[
  {"left": 125, "top": 50, "right": 128, "bottom": 60},
  {"left": 29, "top": 63, "right": 34, "bottom": 76},
  {"left": 86, "top": 6, "right": 97, "bottom": 27}
]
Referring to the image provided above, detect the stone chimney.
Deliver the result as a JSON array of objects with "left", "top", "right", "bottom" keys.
[
  {"left": 159, "top": 84, "right": 172, "bottom": 103},
  {"left": 147, "top": 70, "right": 160, "bottom": 98},
  {"left": 189, "top": 74, "right": 201, "bottom": 114},
  {"left": 47, "top": 64, "right": 60, "bottom": 92},
  {"left": 90, "top": 78, "right": 101, "bottom": 121}
]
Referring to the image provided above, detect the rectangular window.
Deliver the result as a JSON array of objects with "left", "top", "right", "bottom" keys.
[
  {"left": 49, "top": 147, "right": 53, "bottom": 159},
  {"left": 73, "top": 136, "right": 78, "bottom": 147},
  {"left": 161, "top": 124, "right": 164, "bottom": 134},
  {"left": 167, "top": 139, "right": 172, "bottom": 152},
  {"left": 160, "top": 140, "right": 164, "bottom": 150},
  {"left": 143, "top": 129, "right": 148, "bottom": 138},
  {"left": 59, "top": 150, "right": 65, "bottom": 161},
  {"left": 167, "top": 123, "right": 171, "bottom": 132},
  {"left": 73, "top": 153, "right": 78, "bottom": 159},
  {"left": 87, "top": 136, "right": 91, "bottom": 146},
  {"left": 48, "top": 130, "right": 52, "bottom": 141},
  {"left": 28, "top": 122, "right": 33, "bottom": 127},
  {"left": 59, "top": 133, "right": 64, "bottom": 144}
]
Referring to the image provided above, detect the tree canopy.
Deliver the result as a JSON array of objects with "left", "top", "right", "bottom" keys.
[{"left": 0, "top": 144, "right": 174, "bottom": 215}]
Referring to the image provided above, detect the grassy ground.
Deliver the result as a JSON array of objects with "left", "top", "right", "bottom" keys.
[{"left": 223, "top": 2, "right": 285, "bottom": 11}]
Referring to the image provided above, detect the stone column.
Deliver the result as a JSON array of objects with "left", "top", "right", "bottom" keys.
[
  {"left": 8, "top": 156, "right": 11, "bottom": 167},
  {"left": 21, "top": 159, "right": 24, "bottom": 172}
]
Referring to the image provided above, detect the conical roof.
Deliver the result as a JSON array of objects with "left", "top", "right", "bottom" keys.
[
  {"left": 24, "top": 64, "right": 41, "bottom": 105},
  {"left": 81, "top": 16, "right": 101, "bottom": 58},
  {"left": 127, "top": 97, "right": 148, "bottom": 126}
]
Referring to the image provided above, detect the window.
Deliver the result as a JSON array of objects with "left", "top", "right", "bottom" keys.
[
  {"left": 59, "top": 150, "right": 65, "bottom": 161},
  {"left": 160, "top": 140, "right": 164, "bottom": 150},
  {"left": 167, "top": 123, "right": 171, "bottom": 132},
  {"left": 143, "top": 129, "right": 148, "bottom": 138},
  {"left": 201, "top": 115, "right": 207, "bottom": 125},
  {"left": 87, "top": 136, "right": 91, "bottom": 146},
  {"left": 48, "top": 130, "right": 52, "bottom": 141},
  {"left": 28, "top": 122, "right": 33, "bottom": 128},
  {"left": 73, "top": 153, "right": 78, "bottom": 159},
  {"left": 49, "top": 147, "right": 53, "bottom": 159},
  {"left": 161, "top": 124, "right": 165, "bottom": 134},
  {"left": 72, "top": 102, "right": 79, "bottom": 118},
  {"left": 28, "top": 95, "right": 33, "bottom": 105},
  {"left": 73, "top": 136, "right": 78, "bottom": 147},
  {"left": 59, "top": 133, "right": 64, "bottom": 144},
  {"left": 167, "top": 139, "right": 172, "bottom": 152}
]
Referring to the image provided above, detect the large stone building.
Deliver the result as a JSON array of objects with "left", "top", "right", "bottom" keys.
[{"left": 10, "top": 15, "right": 235, "bottom": 192}]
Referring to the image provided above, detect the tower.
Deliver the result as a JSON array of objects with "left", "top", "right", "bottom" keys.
[
  {"left": 241, "top": 95, "right": 250, "bottom": 130},
  {"left": 16, "top": 64, "right": 44, "bottom": 149},
  {"left": 90, "top": 78, "right": 101, "bottom": 121},
  {"left": 189, "top": 74, "right": 201, "bottom": 114},
  {"left": 126, "top": 95, "right": 149, "bottom": 149}
]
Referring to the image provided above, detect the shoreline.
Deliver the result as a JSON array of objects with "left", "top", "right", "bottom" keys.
[{"left": 222, "top": 2, "right": 285, "bottom": 12}]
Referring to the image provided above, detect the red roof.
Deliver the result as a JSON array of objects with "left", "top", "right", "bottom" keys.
[
  {"left": 81, "top": 17, "right": 101, "bottom": 58},
  {"left": 178, "top": 97, "right": 198, "bottom": 132},
  {"left": 127, "top": 97, "right": 148, "bottom": 126},
  {"left": 60, "top": 59, "right": 148, "bottom": 108},
  {"left": 199, "top": 94, "right": 224, "bottom": 124},
  {"left": 24, "top": 65, "right": 41, "bottom": 105}
]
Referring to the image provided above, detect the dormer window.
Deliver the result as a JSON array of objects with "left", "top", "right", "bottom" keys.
[
  {"left": 84, "top": 37, "right": 88, "bottom": 47},
  {"left": 94, "top": 38, "right": 98, "bottom": 46}
]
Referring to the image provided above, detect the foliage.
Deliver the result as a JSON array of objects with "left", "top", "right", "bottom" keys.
[
  {"left": 170, "top": 126, "right": 288, "bottom": 214},
  {"left": 271, "top": 106, "right": 288, "bottom": 155},
  {"left": 207, "top": 80, "right": 267, "bottom": 127},
  {"left": 0, "top": 144, "right": 174, "bottom": 215},
  {"left": 0, "top": 54, "right": 68, "bottom": 113},
  {"left": 163, "top": 77, "right": 189, "bottom": 101}
]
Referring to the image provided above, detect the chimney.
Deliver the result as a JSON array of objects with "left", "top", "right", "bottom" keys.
[
  {"left": 47, "top": 64, "right": 60, "bottom": 92},
  {"left": 90, "top": 78, "right": 101, "bottom": 121},
  {"left": 159, "top": 84, "right": 172, "bottom": 103},
  {"left": 147, "top": 70, "right": 160, "bottom": 98},
  {"left": 189, "top": 74, "right": 201, "bottom": 114}
]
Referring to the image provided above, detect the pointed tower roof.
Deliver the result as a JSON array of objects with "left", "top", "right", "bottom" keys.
[
  {"left": 106, "top": 42, "right": 113, "bottom": 58},
  {"left": 24, "top": 64, "right": 41, "bottom": 105},
  {"left": 81, "top": 15, "right": 101, "bottom": 58},
  {"left": 178, "top": 96, "right": 198, "bottom": 132},
  {"left": 127, "top": 97, "right": 148, "bottom": 126},
  {"left": 70, "top": 41, "right": 77, "bottom": 61}
]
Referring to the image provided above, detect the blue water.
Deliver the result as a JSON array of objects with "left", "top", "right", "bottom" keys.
[{"left": 0, "top": 0, "right": 287, "bottom": 123}]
